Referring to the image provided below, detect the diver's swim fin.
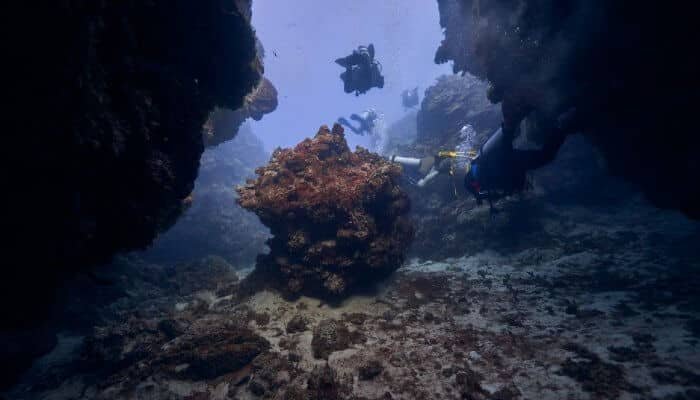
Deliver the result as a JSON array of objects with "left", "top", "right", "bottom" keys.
[
  {"left": 337, "top": 117, "right": 360, "bottom": 134},
  {"left": 335, "top": 57, "right": 349, "bottom": 67}
]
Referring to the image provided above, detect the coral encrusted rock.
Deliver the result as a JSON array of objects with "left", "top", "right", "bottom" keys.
[{"left": 237, "top": 124, "right": 414, "bottom": 297}]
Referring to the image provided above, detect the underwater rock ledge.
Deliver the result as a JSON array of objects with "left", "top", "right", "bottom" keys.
[
  {"left": 4, "top": 0, "right": 261, "bottom": 322},
  {"left": 3, "top": 0, "right": 265, "bottom": 389},
  {"left": 237, "top": 124, "right": 414, "bottom": 297},
  {"left": 204, "top": 77, "right": 279, "bottom": 147},
  {"left": 435, "top": 0, "right": 700, "bottom": 218}
]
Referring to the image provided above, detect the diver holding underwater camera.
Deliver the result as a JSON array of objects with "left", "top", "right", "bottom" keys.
[{"left": 391, "top": 116, "right": 572, "bottom": 214}]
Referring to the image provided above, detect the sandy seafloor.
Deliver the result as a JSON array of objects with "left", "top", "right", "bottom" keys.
[{"left": 4, "top": 198, "right": 699, "bottom": 400}]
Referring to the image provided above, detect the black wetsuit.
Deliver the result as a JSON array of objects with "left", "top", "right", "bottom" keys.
[
  {"left": 338, "top": 111, "right": 377, "bottom": 135},
  {"left": 465, "top": 125, "right": 566, "bottom": 205},
  {"left": 335, "top": 44, "right": 384, "bottom": 96}
]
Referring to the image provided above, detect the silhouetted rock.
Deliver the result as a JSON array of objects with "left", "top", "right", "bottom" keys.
[
  {"left": 204, "top": 78, "right": 279, "bottom": 147},
  {"left": 5, "top": 0, "right": 267, "bottom": 337},
  {"left": 435, "top": 0, "right": 700, "bottom": 218}
]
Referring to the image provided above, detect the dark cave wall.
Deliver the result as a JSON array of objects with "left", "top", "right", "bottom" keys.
[
  {"left": 5, "top": 1, "right": 262, "bottom": 326},
  {"left": 435, "top": 0, "right": 700, "bottom": 218},
  {"left": 143, "top": 125, "right": 271, "bottom": 267}
]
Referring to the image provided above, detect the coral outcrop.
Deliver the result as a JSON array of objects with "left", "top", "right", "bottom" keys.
[
  {"left": 237, "top": 124, "right": 414, "bottom": 297},
  {"left": 435, "top": 0, "right": 700, "bottom": 218}
]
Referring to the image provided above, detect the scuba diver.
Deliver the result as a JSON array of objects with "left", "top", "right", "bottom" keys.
[
  {"left": 335, "top": 44, "right": 385, "bottom": 96},
  {"left": 392, "top": 115, "right": 572, "bottom": 213},
  {"left": 465, "top": 112, "right": 574, "bottom": 209},
  {"left": 337, "top": 109, "right": 378, "bottom": 136},
  {"left": 401, "top": 87, "right": 419, "bottom": 109},
  {"left": 339, "top": 109, "right": 384, "bottom": 152}
]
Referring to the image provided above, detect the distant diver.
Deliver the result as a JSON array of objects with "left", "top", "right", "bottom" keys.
[
  {"left": 337, "top": 109, "right": 378, "bottom": 135},
  {"left": 401, "top": 87, "right": 419, "bottom": 109},
  {"left": 335, "top": 44, "right": 385, "bottom": 96}
]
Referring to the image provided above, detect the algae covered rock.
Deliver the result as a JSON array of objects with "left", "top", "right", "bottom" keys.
[{"left": 237, "top": 124, "right": 414, "bottom": 297}]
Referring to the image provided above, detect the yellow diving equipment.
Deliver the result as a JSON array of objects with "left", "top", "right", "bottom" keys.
[
  {"left": 437, "top": 149, "right": 477, "bottom": 159},
  {"left": 391, "top": 148, "right": 478, "bottom": 195}
]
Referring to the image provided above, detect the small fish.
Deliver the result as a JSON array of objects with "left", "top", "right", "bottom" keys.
[{"left": 273, "top": 50, "right": 278, "bottom": 57}]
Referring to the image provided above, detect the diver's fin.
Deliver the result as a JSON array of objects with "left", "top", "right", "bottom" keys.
[
  {"left": 338, "top": 117, "right": 360, "bottom": 134},
  {"left": 335, "top": 57, "right": 349, "bottom": 67},
  {"left": 368, "top": 43, "right": 375, "bottom": 59}
]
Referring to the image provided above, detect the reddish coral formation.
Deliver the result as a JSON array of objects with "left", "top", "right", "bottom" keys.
[{"left": 237, "top": 124, "right": 413, "bottom": 296}]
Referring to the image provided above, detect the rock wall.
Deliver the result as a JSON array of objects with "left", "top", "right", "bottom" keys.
[
  {"left": 143, "top": 125, "right": 270, "bottom": 267},
  {"left": 435, "top": 0, "right": 700, "bottom": 218},
  {"left": 237, "top": 125, "right": 414, "bottom": 297},
  {"left": 417, "top": 74, "right": 501, "bottom": 151},
  {"left": 3, "top": 0, "right": 272, "bottom": 386},
  {"left": 5, "top": 1, "right": 265, "bottom": 328}
]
